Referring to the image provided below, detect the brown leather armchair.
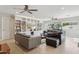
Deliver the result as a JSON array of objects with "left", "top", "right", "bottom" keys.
[
  {"left": 0, "top": 51, "right": 8, "bottom": 54},
  {"left": 0, "top": 43, "right": 10, "bottom": 54}
]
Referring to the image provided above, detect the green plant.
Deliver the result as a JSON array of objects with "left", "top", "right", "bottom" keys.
[{"left": 62, "top": 22, "right": 70, "bottom": 26}]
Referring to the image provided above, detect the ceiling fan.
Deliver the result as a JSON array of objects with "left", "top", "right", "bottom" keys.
[{"left": 15, "top": 5, "right": 38, "bottom": 14}]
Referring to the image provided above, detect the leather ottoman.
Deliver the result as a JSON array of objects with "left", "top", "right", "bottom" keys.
[{"left": 46, "top": 37, "right": 59, "bottom": 48}]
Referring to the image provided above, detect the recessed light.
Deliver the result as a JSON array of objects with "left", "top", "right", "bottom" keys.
[
  {"left": 16, "top": 12, "right": 19, "bottom": 13},
  {"left": 61, "top": 7, "right": 65, "bottom": 10}
]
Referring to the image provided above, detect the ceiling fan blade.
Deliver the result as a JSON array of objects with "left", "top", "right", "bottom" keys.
[
  {"left": 28, "top": 11, "right": 32, "bottom": 14},
  {"left": 20, "top": 10, "right": 26, "bottom": 13},
  {"left": 29, "top": 9, "right": 38, "bottom": 11},
  {"left": 14, "top": 8, "right": 24, "bottom": 10}
]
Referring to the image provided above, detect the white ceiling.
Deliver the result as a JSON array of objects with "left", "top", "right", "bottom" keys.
[{"left": 0, "top": 5, "right": 79, "bottom": 19}]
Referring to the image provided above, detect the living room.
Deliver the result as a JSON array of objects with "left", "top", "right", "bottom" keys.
[{"left": 0, "top": 5, "right": 79, "bottom": 54}]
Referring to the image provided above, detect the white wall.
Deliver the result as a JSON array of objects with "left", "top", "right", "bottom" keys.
[
  {"left": 0, "top": 16, "right": 2, "bottom": 40},
  {"left": 60, "top": 16, "right": 79, "bottom": 22},
  {"left": 2, "top": 15, "right": 15, "bottom": 40},
  {"left": 9, "top": 15, "right": 15, "bottom": 39},
  {"left": 2, "top": 16, "right": 10, "bottom": 39},
  {"left": 0, "top": 14, "right": 15, "bottom": 40}
]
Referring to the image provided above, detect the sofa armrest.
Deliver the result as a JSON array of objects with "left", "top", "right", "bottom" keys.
[{"left": 28, "top": 37, "right": 41, "bottom": 49}]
